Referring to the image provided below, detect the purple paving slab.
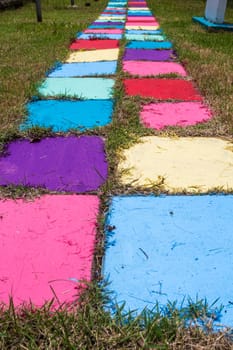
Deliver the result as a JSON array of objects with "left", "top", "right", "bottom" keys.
[
  {"left": 0, "top": 136, "right": 108, "bottom": 192},
  {"left": 123, "top": 49, "right": 176, "bottom": 61}
]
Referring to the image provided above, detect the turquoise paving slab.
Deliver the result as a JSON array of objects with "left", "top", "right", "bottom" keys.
[
  {"left": 48, "top": 61, "right": 117, "bottom": 77},
  {"left": 104, "top": 195, "right": 233, "bottom": 327},
  {"left": 20, "top": 99, "right": 114, "bottom": 131},
  {"left": 126, "top": 41, "right": 173, "bottom": 49},
  {"left": 38, "top": 78, "right": 114, "bottom": 99},
  {"left": 78, "top": 33, "right": 122, "bottom": 39},
  {"left": 128, "top": 12, "right": 152, "bottom": 15},
  {"left": 193, "top": 16, "right": 233, "bottom": 31},
  {"left": 125, "top": 34, "right": 165, "bottom": 41},
  {"left": 89, "top": 25, "right": 124, "bottom": 29}
]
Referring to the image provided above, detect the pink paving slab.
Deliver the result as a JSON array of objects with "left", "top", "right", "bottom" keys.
[
  {"left": 140, "top": 102, "right": 212, "bottom": 129},
  {"left": 127, "top": 16, "right": 155, "bottom": 21},
  {"left": 84, "top": 29, "right": 123, "bottom": 34},
  {"left": 126, "top": 21, "right": 159, "bottom": 26},
  {"left": 0, "top": 195, "right": 99, "bottom": 308},
  {"left": 123, "top": 61, "right": 187, "bottom": 76}
]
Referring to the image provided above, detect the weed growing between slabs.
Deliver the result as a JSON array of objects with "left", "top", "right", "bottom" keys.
[{"left": 0, "top": 282, "right": 233, "bottom": 349}]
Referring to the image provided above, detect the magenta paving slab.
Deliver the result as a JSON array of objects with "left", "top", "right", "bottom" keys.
[
  {"left": 123, "top": 49, "right": 176, "bottom": 61},
  {"left": 103, "top": 195, "right": 233, "bottom": 327},
  {"left": 123, "top": 61, "right": 187, "bottom": 77},
  {"left": 0, "top": 136, "right": 108, "bottom": 192},
  {"left": 0, "top": 195, "right": 99, "bottom": 307},
  {"left": 140, "top": 102, "right": 212, "bottom": 129}
]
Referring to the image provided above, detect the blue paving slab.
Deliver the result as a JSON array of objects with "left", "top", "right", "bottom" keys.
[
  {"left": 104, "top": 195, "right": 233, "bottom": 327},
  {"left": 126, "top": 29, "right": 162, "bottom": 35},
  {"left": 192, "top": 16, "right": 233, "bottom": 31},
  {"left": 38, "top": 78, "right": 114, "bottom": 99},
  {"left": 20, "top": 99, "right": 114, "bottom": 131},
  {"left": 78, "top": 33, "right": 122, "bottom": 39},
  {"left": 126, "top": 41, "right": 173, "bottom": 49},
  {"left": 47, "top": 61, "right": 117, "bottom": 77},
  {"left": 128, "top": 12, "right": 152, "bottom": 16}
]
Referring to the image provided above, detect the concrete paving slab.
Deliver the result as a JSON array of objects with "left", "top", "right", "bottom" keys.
[
  {"left": 0, "top": 195, "right": 99, "bottom": 307},
  {"left": 21, "top": 99, "right": 114, "bottom": 131},
  {"left": 124, "top": 78, "right": 202, "bottom": 101},
  {"left": 126, "top": 41, "right": 173, "bottom": 49},
  {"left": 66, "top": 48, "right": 119, "bottom": 62},
  {"left": 48, "top": 61, "right": 117, "bottom": 77},
  {"left": 70, "top": 39, "right": 119, "bottom": 50},
  {"left": 123, "top": 49, "right": 175, "bottom": 61},
  {"left": 104, "top": 194, "right": 233, "bottom": 326},
  {"left": 0, "top": 136, "right": 108, "bottom": 192},
  {"left": 140, "top": 101, "right": 212, "bottom": 129},
  {"left": 118, "top": 136, "right": 233, "bottom": 192},
  {"left": 38, "top": 78, "right": 114, "bottom": 99}
]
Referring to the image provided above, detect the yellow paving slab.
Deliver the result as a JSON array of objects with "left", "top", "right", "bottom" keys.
[
  {"left": 66, "top": 48, "right": 119, "bottom": 63},
  {"left": 118, "top": 136, "right": 233, "bottom": 192},
  {"left": 125, "top": 25, "right": 160, "bottom": 30}
]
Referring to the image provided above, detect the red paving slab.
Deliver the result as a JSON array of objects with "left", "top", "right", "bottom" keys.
[
  {"left": 70, "top": 39, "right": 119, "bottom": 50},
  {"left": 124, "top": 79, "right": 203, "bottom": 101}
]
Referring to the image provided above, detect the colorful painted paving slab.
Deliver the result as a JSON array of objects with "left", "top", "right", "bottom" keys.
[
  {"left": 21, "top": 100, "right": 114, "bottom": 131},
  {"left": 38, "top": 78, "right": 114, "bottom": 99},
  {"left": 103, "top": 195, "right": 233, "bottom": 326},
  {"left": 140, "top": 101, "right": 212, "bottom": 129},
  {"left": 0, "top": 195, "right": 99, "bottom": 307},
  {"left": 118, "top": 136, "right": 233, "bottom": 192},
  {"left": 126, "top": 41, "right": 173, "bottom": 49},
  {"left": 70, "top": 39, "right": 119, "bottom": 50},
  {"left": 123, "top": 49, "right": 175, "bottom": 61},
  {"left": 124, "top": 79, "right": 202, "bottom": 101},
  {"left": 0, "top": 136, "right": 108, "bottom": 192},
  {"left": 48, "top": 61, "right": 117, "bottom": 77},
  {"left": 66, "top": 49, "right": 119, "bottom": 62},
  {"left": 123, "top": 61, "right": 186, "bottom": 77}
]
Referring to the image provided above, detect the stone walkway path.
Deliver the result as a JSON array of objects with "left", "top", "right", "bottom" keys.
[{"left": 0, "top": 0, "right": 233, "bottom": 328}]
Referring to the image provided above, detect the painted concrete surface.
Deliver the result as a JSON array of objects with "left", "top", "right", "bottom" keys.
[
  {"left": 0, "top": 136, "right": 108, "bottom": 192},
  {"left": 70, "top": 39, "right": 119, "bottom": 50},
  {"left": 127, "top": 16, "right": 156, "bottom": 21},
  {"left": 78, "top": 34, "right": 122, "bottom": 40},
  {"left": 140, "top": 102, "right": 212, "bottom": 129},
  {"left": 0, "top": 195, "right": 99, "bottom": 307},
  {"left": 126, "top": 41, "right": 173, "bottom": 49},
  {"left": 84, "top": 29, "right": 123, "bottom": 34},
  {"left": 123, "top": 61, "right": 186, "bottom": 77},
  {"left": 104, "top": 195, "right": 233, "bottom": 326},
  {"left": 89, "top": 24, "right": 124, "bottom": 29},
  {"left": 124, "top": 79, "right": 202, "bottom": 101},
  {"left": 21, "top": 100, "right": 114, "bottom": 131},
  {"left": 66, "top": 48, "right": 119, "bottom": 62},
  {"left": 126, "top": 29, "right": 162, "bottom": 34},
  {"left": 125, "top": 25, "right": 160, "bottom": 30},
  {"left": 92, "top": 21, "right": 125, "bottom": 25},
  {"left": 123, "top": 49, "right": 175, "bottom": 61},
  {"left": 125, "top": 34, "right": 165, "bottom": 41},
  {"left": 118, "top": 136, "right": 233, "bottom": 192},
  {"left": 48, "top": 61, "right": 117, "bottom": 77},
  {"left": 38, "top": 78, "right": 114, "bottom": 99}
]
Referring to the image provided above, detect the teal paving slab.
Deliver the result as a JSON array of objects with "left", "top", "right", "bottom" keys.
[
  {"left": 20, "top": 99, "right": 114, "bottom": 131},
  {"left": 78, "top": 33, "right": 122, "bottom": 39},
  {"left": 38, "top": 78, "right": 114, "bottom": 99},
  {"left": 103, "top": 195, "right": 233, "bottom": 327},
  {"left": 126, "top": 41, "right": 173, "bottom": 49},
  {"left": 193, "top": 17, "right": 233, "bottom": 31},
  {"left": 125, "top": 34, "right": 165, "bottom": 41},
  {"left": 48, "top": 61, "right": 117, "bottom": 77}
]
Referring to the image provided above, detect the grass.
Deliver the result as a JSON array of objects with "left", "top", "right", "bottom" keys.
[{"left": 0, "top": 0, "right": 233, "bottom": 348}]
